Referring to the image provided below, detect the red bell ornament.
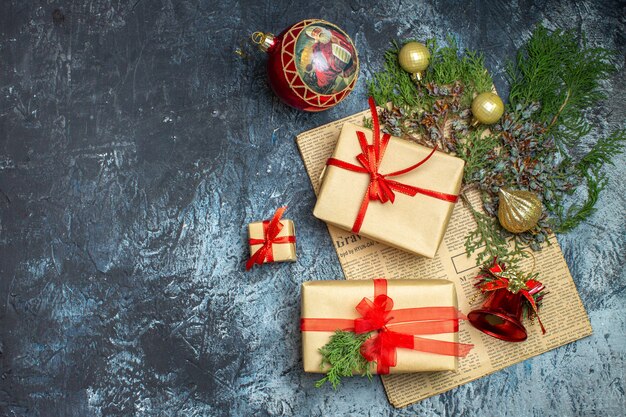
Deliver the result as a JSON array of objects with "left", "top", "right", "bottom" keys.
[
  {"left": 468, "top": 259, "right": 546, "bottom": 343},
  {"left": 468, "top": 290, "right": 528, "bottom": 342},
  {"left": 252, "top": 19, "right": 359, "bottom": 112}
]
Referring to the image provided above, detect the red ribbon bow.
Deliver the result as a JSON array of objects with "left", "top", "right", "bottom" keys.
[
  {"left": 478, "top": 259, "right": 546, "bottom": 334},
  {"left": 301, "top": 279, "right": 474, "bottom": 374},
  {"left": 354, "top": 293, "right": 415, "bottom": 374},
  {"left": 246, "top": 206, "right": 295, "bottom": 271},
  {"left": 326, "top": 97, "right": 459, "bottom": 233}
]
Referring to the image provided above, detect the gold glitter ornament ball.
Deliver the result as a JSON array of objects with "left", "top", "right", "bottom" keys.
[
  {"left": 398, "top": 42, "right": 430, "bottom": 80},
  {"left": 497, "top": 188, "right": 543, "bottom": 233},
  {"left": 471, "top": 92, "right": 504, "bottom": 125}
]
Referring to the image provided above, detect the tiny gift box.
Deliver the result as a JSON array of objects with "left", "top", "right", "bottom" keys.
[
  {"left": 246, "top": 207, "right": 296, "bottom": 270},
  {"left": 313, "top": 99, "right": 464, "bottom": 258},
  {"left": 301, "top": 279, "right": 473, "bottom": 374}
]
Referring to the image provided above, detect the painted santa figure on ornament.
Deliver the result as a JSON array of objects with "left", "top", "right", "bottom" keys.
[{"left": 299, "top": 24, "right": 357, "bottom": 95}]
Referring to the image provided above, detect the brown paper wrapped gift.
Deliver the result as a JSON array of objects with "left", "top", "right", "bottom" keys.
[
  {"left": 248, "top": 220, "right": 296, "bottom": 263},
  {"left": 301, "top": 279, "right": 472, "bottom": 374},
  {"left": 313, "top": 122, "right": 464, "bottom": 258},
  {"left": 246, "top": 207, "right": 296, "bottom": 270}
]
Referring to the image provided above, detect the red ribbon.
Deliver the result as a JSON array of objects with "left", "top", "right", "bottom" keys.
[
  {"left": 300, "top": 279, "right": 474, "bottom": 374},
  {"left": 246, "top": 206, "right": 295, "bottom": 271},
  {"left": 326, "top": 97, "right": 459, "bottom": 234},
  {"left": 478, "top": 259, "right": 546, "bottom": 334}
]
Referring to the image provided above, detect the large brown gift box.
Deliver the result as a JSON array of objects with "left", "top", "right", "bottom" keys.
[
  {"left": 301, "top": 279, "right": 463, "bottom": 374},
  {"left": 313, "top": 122, "right": 464, "bottom": 258}
]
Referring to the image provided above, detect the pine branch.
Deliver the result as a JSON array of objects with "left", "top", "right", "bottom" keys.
[
  {"left": 457, "top": 129, "right": 499, "bottom": 184},
  {"left": 315, "top": 331, "right": 373, "bottom": 389},
  {"left": 547, "top": 89, "right": 570, "bottom": 131},
  {"left": 367, "top": 40, "right": 424, "bottom": 109},
  {"left": 426, "top": 36, "right": 493, "bottom": 106},
  {"left": 367, "top": 36, "right": 493, "bottom": 111},
  {"left": 577, "top": 129, "right": 626, "bottom": 172},
  {"left": 462, "top": 194, "right": 529, "bottom": 267},
  {"left": 507, "top": 26, "right": 617, "bottom": 149},
  {"left": 554, "top": 170, "right": 607, "bottom": 233}
]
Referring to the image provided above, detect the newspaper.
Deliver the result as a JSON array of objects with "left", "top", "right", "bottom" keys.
[{"left": 296, "top": 110, "right": 593, "bottom": 408}]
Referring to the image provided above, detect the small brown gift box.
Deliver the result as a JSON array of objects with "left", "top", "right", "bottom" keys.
[
  {"left": 301, "top": 279, "right": 468, "bottom": 374},
  {"left": 313, "top": 122, "right": 464, "bottom": 258},
  {"left": 247, "top": 219, "right": 296, "bottom": 265}
]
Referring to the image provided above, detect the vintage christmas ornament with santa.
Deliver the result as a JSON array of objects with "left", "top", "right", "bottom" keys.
[{"left": 252, "top": 19, "right": 359, "bottom": 112}]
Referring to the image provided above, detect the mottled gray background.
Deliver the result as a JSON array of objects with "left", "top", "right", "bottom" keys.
[{"left": 0, "top": 0, "right": 624, "bottom": 416}]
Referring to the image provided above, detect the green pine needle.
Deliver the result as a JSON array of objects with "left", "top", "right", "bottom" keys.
[
  {"left": 367, "top": 40, "right": 422, "bottom": 108},
  {"left": 553, "top": 170, "right": 607, "bottom": 233},
  {"left": 426, "top": 36, "right": 493, "bottom": 106},
  {"left": 507, "top": 26, "right": 617, "bottom": 149},
  {"left": 315, "top": 331, "right": 373, "bottom": 390},
  {"left": 462, "top": 198, "right": 529, "bottom": 267},
  {"left": 457, "top": 129, "right": 499, "bottom": 184},
  {"left": 577, "top": 129, "right": 626, "bottom": 172}
]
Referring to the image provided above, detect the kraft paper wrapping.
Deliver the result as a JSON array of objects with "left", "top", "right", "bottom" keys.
[
  {"left": 248, "top": 220, "right": 296, "bottom": 264},
  {"left": 301, "top": 279, "right": 460, "bottom": 374},
  {"left": 313, "top": 122, "right": 464, "bottom": 258}
]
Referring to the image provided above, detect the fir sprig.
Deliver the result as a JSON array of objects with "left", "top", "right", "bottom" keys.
[
  {"left": 507, "top": 27, "right": 616, "bottom": 133},
  {"left": 462, "top": 197, "right": 529, "bottom": 267},
  {"left": 507, "top": 25, "right": 618, "bottom": 162},
  {"left": 551, "top": 169, "right": 607, "bottom": 232},
  {"left": 426, "top": 36, "right": 494, "bottom": 106},
  {"left": 315, "top": 330, "right": 373, "bottom": 389},
  {"left": 368, "top": 40, "right": 424, "bottom": 108},
  {"left": 502, "top": 27, "right": 622, "bottom": 232},
  {"left": 456, "top": 129, "right": 499, "bottom": 184},
  {"left": 577, "top": 129, "right": 626, "bottom": 172}
]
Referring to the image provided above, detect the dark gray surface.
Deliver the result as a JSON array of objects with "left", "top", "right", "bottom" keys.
[{"left": 1, "top": 1, "right": 624, "bottom": 416}]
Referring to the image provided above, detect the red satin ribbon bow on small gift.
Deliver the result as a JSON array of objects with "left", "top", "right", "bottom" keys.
[
  {"left": 326, "top": 97, "right": 459, "bottom": 233},
  {"left": 246, "top": 206, "right": 295, "bottom": 271},
  {"left": 478, "top": 259, "right": 546, "bottom": 334},
  {"left": 301, "top": 279, "right": 474, "bottom": 374}
]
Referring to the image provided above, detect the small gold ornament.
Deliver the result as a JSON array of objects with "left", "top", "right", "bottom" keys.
[
  {"left": 497, "top": 188, "right": 543, "bottom": 233},
  {"left": 398, "top": 42, "right": 430, "bottom": 81},
  {"left": 471, "top": 92, "right": 504, "bottom": 126}
]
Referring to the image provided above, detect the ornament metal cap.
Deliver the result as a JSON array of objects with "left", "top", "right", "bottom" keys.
[
  {"left": 410, "top": 72, "right": 426, "bottom": 82},
  {"left": 251, "top": 31, "right": 276, "bottom": 52},
  {"left": 468, "top": 289, "right": 528, "bottom": 342}
]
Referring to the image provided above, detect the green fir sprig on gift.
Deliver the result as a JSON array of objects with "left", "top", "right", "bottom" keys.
[
  {"left": 367, "top": 26, "right": 625, "bottom": 268},
  {"left": 314, "top": 330, "right": 373, "bottom": 389}
]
